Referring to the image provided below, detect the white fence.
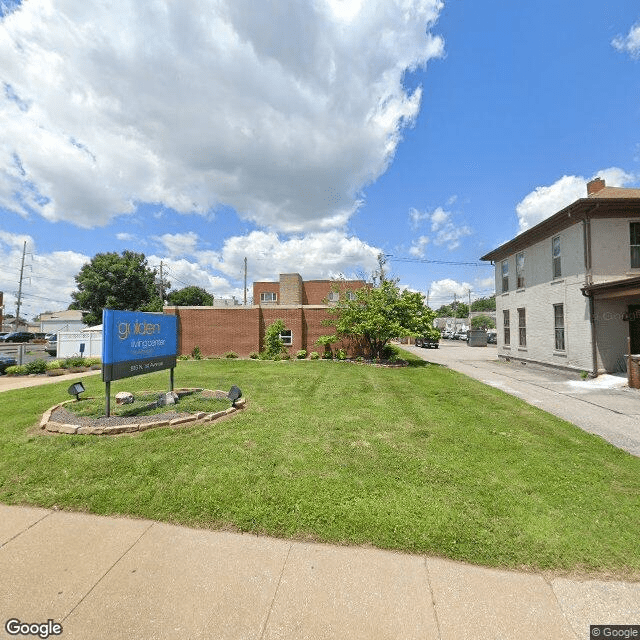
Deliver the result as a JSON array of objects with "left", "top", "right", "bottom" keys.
[{"left": 57, "top": 331, "right": 103, "bottom": 359}]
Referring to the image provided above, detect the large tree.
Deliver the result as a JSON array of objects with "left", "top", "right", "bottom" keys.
[
  {"left": 167, "top": 286, "right": 214, "bottom": 307},
  {"left": 324, "top": 280, "right": 438, "bottom": 359},
  {"left": 69, "top": 251, "right": 165, "bottom": 325}
]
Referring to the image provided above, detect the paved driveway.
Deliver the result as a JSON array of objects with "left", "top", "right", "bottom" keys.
[{"left": 404, "top": 340, "right": 640, "bottom": 457}]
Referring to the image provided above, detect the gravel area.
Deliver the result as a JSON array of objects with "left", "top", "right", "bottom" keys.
[{"left": 51, "top": 406, "right": 188, "bottom": 428}]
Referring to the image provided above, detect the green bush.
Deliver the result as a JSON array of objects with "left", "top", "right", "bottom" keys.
[
  {"left": 5, "top": 365, "right": 27, "bottom": 376},
  {"left": 64, "top": 356, "right": 87, "bottom": 368},
  {"left": 309, "top": 351, "right": 320, "bottom": 360},
  {"left": 336, "top": 348, "right": 347, "bottom": 360},
  {"left": 322, "top": 350, "right": 333, "bottom": 359},
  {"left": 281, "top": 352, "right": 291, "bottom": 360},
  {"left": 46, "top": 360, "right": 64, "bottom": 371},
  {"left": 177, "top": 354, "right": 190, "bottom": 361},
  {"left": 263, "top": 319, "right": 287, "bottom": 358},
  {"left": 191, "top": 346, "right": 203, "bottom": 360},
  {"left": 296, "top": 350, "right": 307, "bottom": 359},
  {"left": 224, "top": 351, "right": 238, "bottom": 359},
  {"left": 249, "top": 352, "right": 259, "bottom": 359},
  {"left": 25, "top": 359, "right": 48, "bottom": 374}
]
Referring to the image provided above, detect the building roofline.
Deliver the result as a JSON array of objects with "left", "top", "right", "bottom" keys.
[{"left": 480, "top": 197, "right": 640, "bottom": 263}]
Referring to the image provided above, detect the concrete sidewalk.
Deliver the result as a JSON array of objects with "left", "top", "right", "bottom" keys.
[
  {"left": 1, "top": 504, "right": 638, "bottom": 640},
  {"left": 405, "top": 341, "right": 640, "bottom": 457}
]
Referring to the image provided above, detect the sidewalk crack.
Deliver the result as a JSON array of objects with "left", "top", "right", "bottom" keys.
[
  {"left": 259, "top": 542, "right": 293, "bottom": 640},
  {"left": 61, "top": 520, "right": 155, "bottom": 622}
]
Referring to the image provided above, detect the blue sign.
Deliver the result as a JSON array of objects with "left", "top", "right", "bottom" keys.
[{"left": 102, "top": 310, "right": 177, "bottom": 382}]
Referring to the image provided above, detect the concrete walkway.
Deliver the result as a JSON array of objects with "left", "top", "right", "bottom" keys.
[
  {"left": 1, "top": 504, "right": 638, "bottom": 640},
  {"left": 404, "top": 341, "right": 640, "bottom": 457}
]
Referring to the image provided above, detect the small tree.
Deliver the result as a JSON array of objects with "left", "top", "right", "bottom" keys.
[
  {"left": 471, "top": 315, "right": 496, "bottom": 330},
  {"left": 323, "top": 280, "right": 437, "bottom": 360},
  {"left": 69, "top": 251, "right": 166, "bottom": 325},
  {"left": 167, "top": 286, "right": 214, "bottom": 307},
  {"left": 263, "top": 319, "right": 287, "bottom": 358}
]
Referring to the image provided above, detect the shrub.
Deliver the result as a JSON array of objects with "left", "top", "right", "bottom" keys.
[
  {"left": 177, "top": 354, "right": 190, "bottom": 361},
  {"left": 46, "top": 360, "right": 64, "bottom": 371},
  {"left": 5, "top": 365, "right": 27, "bottom": 376},
  {"left": 64, "top": 356, "right": 86, "bottom": 368},
  {"left": 249, "top": 351, "right": 259, "bottom": 359},
  {"left": 280, "top": 352, "right": 291, "bottom": 360},
  {"left": 191, "top": 346, "right": 202, "bottom": 360},
  {"left": 381, "top": 344, "right": 400, "bottom": 361},
  {"left": 25, "top": 359, "right": 48, "bottom": 374},
  {"left": 322, "top": 350, "right": 333, "bottom": 359},
  {"left": 309, "top": 351, "right": 320, "bottom": 360},
  {"left": 263, "top": 319, "right": 287, "bottom": 358},
  {"left": 296, "top": 350, "right": 307, "bottom": 359},
  {"left": 336, "top": 348, "right": 347, "bottom": 360},
  {"left": 224, "top": 351, "right": 238, "bottom": 359}
]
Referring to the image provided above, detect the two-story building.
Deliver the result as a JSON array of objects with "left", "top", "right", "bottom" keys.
[
  {"left": 165, "top": 273, "right": 365, "bottom": 357},
  {"left": 480, "top": 178, "right": 640, "bottom": 375}
]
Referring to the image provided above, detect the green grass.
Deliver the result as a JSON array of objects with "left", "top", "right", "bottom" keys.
[{"left": 0, "top": 353, "right": 638, "bottom": 578}]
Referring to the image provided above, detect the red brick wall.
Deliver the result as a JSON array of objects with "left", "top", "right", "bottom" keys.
[
  {"left": 164, "top": 305, "right": 358, "bottom": 357},
  {"left": 253, "top": 281, "right": 280, "bottom": 305},
  {"left": 302, "top": 280, "right": 366, "bottom": 305},
  {"left": 165, "top": 307, "right": 261, "bottom": 356}
]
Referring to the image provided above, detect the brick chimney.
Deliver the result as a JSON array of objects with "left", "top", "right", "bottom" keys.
[{"left": 587, "top": 177, "right": 605, "bottom": 196}]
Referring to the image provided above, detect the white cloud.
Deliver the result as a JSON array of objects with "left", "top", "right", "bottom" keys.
[
  {"left": 409, "top": 203, "right": 472, "bottom": 250},
  {"left": 0, "top": 230, "right": 89, "bottom": 320},
  {"left": 197, "top": 230, "right": 380, "bottom": 284},
  {"left": 430, "top": 207, "right": 450, "bottom": 231},
  {"left": 409, "top": 235, "right": 430, "bottom": 257},
  {"left": 612, "top": 22, "right": 640, "bottom": 60},
  {"left": 0, "top": 0, "right": 444, "bottom": 232},
  {"left": 155, "top": 232, "right": 199, "bottom": 258},
  {"left": 428, "top": 278, "right": 473, "bottom": 305},
  {"left": 515, "top": 167, "right": 636, "bottom": 233},
  {"left": 409, "top": 207, "right": 429, "bottom": 229}
]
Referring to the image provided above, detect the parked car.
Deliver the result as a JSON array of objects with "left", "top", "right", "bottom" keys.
[
  {"left": 0, "top": 331, "right": 35, "bottom": 343},
  {"left": 44, "top": 334, "right": 58, "bottom": 356},
  {"left": 0, "top": 354, "right": 17, "bottom": 374},
  {"left": 415, "top": 335, "right": 440, "bottom": 349},
  {"left": 487, "top": 332, "right": 497, "bottom": 344}
]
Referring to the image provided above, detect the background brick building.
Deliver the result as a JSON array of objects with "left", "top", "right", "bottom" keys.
[{"left": 165, "top": 274, "right": 366, "bottom": 357}]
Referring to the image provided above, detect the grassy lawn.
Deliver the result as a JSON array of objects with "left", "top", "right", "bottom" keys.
[{"left": 0, "top": 353, "right": 638, "bottom": 578}]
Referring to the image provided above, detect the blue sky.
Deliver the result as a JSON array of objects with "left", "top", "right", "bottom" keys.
[{"left": 1, "top": 0, "right": 639, "bottom": 319}]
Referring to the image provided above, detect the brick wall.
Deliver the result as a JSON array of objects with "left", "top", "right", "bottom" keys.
[
  {"left": 253, "top": 281, "right": 280, "bottom": 305},
  {"left": 164, "top": 304, "right": 360, "bottom": 357}
]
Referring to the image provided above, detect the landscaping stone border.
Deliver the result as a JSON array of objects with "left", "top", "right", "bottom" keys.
[{"left": 39, "top": 388, "right": 246, "bottom": 435}]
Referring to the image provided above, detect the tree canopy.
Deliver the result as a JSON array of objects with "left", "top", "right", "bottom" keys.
[
  {"left": 167, "top": 286, "right": 213, "bottom": 307},
  {"left": 323, "top": 280, "right": 437, "bottom": 359},
  {"left": 69, "top": 251, "right": 165, "bottom": 325},
  {"left": 470, "top": 296, "right": 496, "bottom": 312},
  {"left": 471, "top": 314, "right": 496, "bottom": 330},
  {"left": 435, "top": 302, "right": 469, "bottom": 318}
]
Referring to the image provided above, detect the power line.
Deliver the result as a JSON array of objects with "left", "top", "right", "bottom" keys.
[{"left": 385, "top": 254, "right": 492, "bottom": 267}]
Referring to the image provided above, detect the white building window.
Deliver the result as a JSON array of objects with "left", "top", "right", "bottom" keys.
[
  {"left": 280, "top": 330, "right": 292, "bottom": 345},
  {"left": 503, "top": 309, "right": 510, "bottom": 346},
  {"left": 554, "top": 304, "right": 565, "bottom": 351},
  {"left": 518, "top": 307, "right": 526, "bottom": 347},
  {"left": 552, "top": 236, "right": 561, "bottom": 278},
  {"left": 260, "top": 292, "right": 277, "bottom": 302},
  {"left": 516, "top": 252, "right": 525, "bottom": 289},
  {"left": 327, "top": 291, "right": 339, "bottom": 302},
  {"left": 501, "top": 260, "right": 509, "bottom": 293},
  {"left": 631, "top": 223, "right": 640, "bottom": 268},
  {"left": 345, "top": 291, "right": 356, "bottom": 301}
]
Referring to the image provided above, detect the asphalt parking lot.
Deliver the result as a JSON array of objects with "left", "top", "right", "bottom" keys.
[{"left": 405, "top": 339, "right": 640, "bottom": 457}]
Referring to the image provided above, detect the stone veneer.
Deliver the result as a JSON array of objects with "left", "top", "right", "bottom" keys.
[{"left": 40, "top": 388, "right": 246, "bottom": 435}]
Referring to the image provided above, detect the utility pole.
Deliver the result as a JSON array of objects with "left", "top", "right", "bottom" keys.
[
  {"left": 158, "top": 261, "right": 165, "bottom": 303},
  {"left": 243, "top": 257, "right": 248, "bottom": 306},
  {"left": 14, "top": 241, "right": 26, "bottom": 330},
  {"left": 468, "top": 289, "right": 472, "bottom": 331}
]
